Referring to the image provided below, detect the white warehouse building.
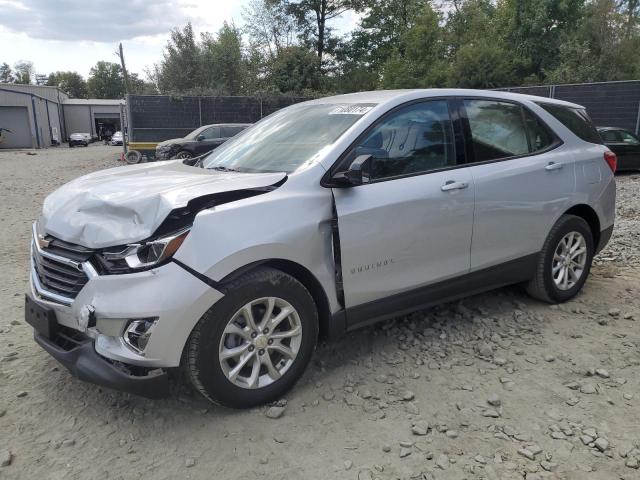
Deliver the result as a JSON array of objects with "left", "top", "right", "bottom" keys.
[{"left": 0, "top": 83, "right": 124, "bottom": 149}]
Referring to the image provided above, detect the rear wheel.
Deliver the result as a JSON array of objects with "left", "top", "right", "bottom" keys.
[
  {"left": 185, "top": 267, "right": 318, "bottom": 408},
  {"left": 526, "top": 214, "right": 594, "bottom": 303}
]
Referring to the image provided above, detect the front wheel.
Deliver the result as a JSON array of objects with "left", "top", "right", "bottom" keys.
[
  {"left": 175, "top": 150, "right": 192, "bottom": 159},
  {"left": 184, "top": 267, "right": 318, "bottom": 408},
  {"left": 526, "top": 214, "right": 594, "bottom": 303}
]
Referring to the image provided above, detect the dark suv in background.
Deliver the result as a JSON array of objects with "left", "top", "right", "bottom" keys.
[
  {"left": 597, "top": 127, "right": 640, "bottom": 171},
  {"left": 155, "top": 123, "right": 250, "bottom": 160}
]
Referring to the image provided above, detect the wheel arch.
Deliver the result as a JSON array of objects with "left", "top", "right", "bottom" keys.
[
  {"left": 563, "top": 204, "right": 601, "bottom": 247},
  {"left": 218, "top": 259, "right": 334, "bottom": 342}
]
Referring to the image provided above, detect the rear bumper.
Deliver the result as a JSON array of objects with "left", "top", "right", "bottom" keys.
[{"left": 33, "top": 330, "right": 170, "bottom": 399}]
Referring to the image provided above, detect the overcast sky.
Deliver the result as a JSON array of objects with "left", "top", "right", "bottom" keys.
[{"left": 0, "top": 0, "right": 359, "bottom": 80}]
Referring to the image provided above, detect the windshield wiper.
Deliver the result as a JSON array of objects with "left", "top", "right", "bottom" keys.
[{"left": 208, "top": 165, "right": 240, "bottom": 172}]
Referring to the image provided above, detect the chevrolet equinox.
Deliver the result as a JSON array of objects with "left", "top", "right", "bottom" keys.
[{"left": 26, "top": 90, "right": 616, "bottom": 408}]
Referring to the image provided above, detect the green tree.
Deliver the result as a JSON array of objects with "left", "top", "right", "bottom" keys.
[
  {"left": 243, "top": 0, "right": 296, "bottom": 59},
  {"left": 269, "top": 45, "right": 322, "bottom": 92},
  {"left": 46, "top": 71, "right": 87, "bottom": 98},
  {"left": 0, "top": 63, "right": 13, "bottom": 83},
  {"left": 501, "top": 0, "right": 586, "bottom": 81},
  {"left": 346, "top": 0, "right": 430, "bottom": 74},
  {"left": 287, "top": 0, "right": 362, "bottom": 63},
  {"left": 153, "top": 23, "right": 201, "bottom": 93},
  {"left": 200, "top": 22, "right": 246, "bottom": 95},
  {"left": 380, "top": 4, "right": 447, "bottom": 88},
  {"left": 13, "top": 61, "right": 34, "bottom": 84},
  {"left": 87, "top": 61, "right": 125, "bottom": 98}
]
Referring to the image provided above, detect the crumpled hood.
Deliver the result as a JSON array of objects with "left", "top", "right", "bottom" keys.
[{"left": 42, "top": 160, "right": 286, "bottom": 249}]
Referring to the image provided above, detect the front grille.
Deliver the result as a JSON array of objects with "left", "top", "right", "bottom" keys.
[
  {"left": 32, "top": 251, "right": 89, "bottom": 299},
  {"left": 31, "top": 225, "right": 96, "bottom": 304}
]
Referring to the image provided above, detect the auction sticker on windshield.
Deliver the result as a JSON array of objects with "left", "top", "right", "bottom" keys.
[{"left": 329, "top": 104, "right": 375, "bottom": 115}]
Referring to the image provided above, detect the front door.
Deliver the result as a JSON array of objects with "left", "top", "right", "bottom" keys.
[
  {"left": 194, "top": 126, "right": 222, "bottom": 155},
  {"left": 332, "top": 100, "right": 475, "bottom": 326}
]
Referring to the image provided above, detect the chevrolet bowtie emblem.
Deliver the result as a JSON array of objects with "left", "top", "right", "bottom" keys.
[{"left": 37, "top": 234, "right": 50, "bottom": 249}]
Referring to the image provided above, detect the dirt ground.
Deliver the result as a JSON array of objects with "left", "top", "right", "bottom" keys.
[{"left": 1, "top": 145, "right": 639, "bottom": 480}]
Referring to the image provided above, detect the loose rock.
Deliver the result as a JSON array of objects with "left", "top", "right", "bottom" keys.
[
  {"left": 0, "top": 450, "right": 11, "bottom": 467},
  {"left": 266, "top": 406, "right": 286, "bottom": 419}
]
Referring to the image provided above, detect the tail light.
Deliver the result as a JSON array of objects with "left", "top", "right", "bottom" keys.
[{"left": 604, "top": 150, "right": 617, "bottom": 173}]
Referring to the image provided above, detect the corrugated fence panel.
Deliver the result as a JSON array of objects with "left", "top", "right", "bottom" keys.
[
  {"left": 500, "top": 81, "right": 640, "bottom": 134},
  {"left": 553, "top": 82, "right": 640, "bottom": 133},
  {"left": 503, "top": 86, "right": 553, "bottom": 98},
  {"left": 128, "top": 95, "right": 309, "bottom": 142}
]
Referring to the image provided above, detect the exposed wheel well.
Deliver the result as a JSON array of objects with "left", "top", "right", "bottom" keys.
[
  {"left": 564, "top": 204, "right": 600, "bottom": 246},
  {"left": 220, "top": 259, "right": 333, "bottom": 341}
]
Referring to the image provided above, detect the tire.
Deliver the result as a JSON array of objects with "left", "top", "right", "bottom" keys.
[
  {"left": 526, "top": 214, "right": 594, "bottom": 303},
  {"left": 125, "top": 150, "right": 142, "bottom": 164},
  {"left": 176, "top": 150, "right": 193, "bottom": 159},
  {"left": 185, "top": 267, "right": 318, "bottom": 408}
]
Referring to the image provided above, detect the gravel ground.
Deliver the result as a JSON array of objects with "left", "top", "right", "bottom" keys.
[{"left": 1, "top": 145, "right": 640, "bottom": 480}]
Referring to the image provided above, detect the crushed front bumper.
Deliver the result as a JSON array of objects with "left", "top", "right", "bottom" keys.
[{"left": 27, "top": 294, "right": 170, "bottom": 398}]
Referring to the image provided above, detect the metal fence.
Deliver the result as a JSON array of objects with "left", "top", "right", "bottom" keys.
[
  {"left": 500, "top": 80, "right": 640, "bottom": 134},
  {"left": 126, "top": 94, "right": 308, "bottom": 143}
]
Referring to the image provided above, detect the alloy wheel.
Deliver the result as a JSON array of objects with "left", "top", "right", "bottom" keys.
[
  {"left": 218, "top": 297, "right": 302, "bottom": 389},
  {"left": 552, "top": 231, "right": 588, "bottom": 291}
]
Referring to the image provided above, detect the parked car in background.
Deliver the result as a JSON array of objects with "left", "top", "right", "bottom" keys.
[
  {"left": 69, "top": 133, "right": 89, "bottom": 147},
  {"left": 155, "top": 123, "right": 250, "bottom": 160},
  {"left": 597, "top": 127, "right": 640, "bottom": 171},
  {"left": 111, "top": 131, "right": 124, "bottom": 146},
  {"left": 26, "top": 90, "right": 615, "bottom": 408}
]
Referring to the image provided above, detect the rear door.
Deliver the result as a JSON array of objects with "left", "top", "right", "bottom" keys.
[
  {"left": 333, "top": 99, "right": 475, "bottom": 323},
  {"left": 460, "top": 98, "right": 576, "bottom": 271}
]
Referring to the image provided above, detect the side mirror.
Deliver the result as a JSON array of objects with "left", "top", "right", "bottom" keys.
[
  {"left": 332, "top": 154, "right": 373, "bottom": 187},
  {"left": 196, "top": 134, "right": 205, "bottom": 142}
]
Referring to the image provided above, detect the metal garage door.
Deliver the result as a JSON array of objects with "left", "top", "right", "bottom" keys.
[{"left": 0, "top": 106, "right": 31, "bottom": 148}]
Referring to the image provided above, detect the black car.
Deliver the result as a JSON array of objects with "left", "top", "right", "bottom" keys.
[
  {"left": 155, "top": 123, "right": 251, "bottom": 160},
  {"left": 597, "top": 127, "right": 640, "bottom": 171}
]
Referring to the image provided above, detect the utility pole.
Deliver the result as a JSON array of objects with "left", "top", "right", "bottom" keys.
[{"left": 117, "top": 43, "right": 131, "bottom": 95}]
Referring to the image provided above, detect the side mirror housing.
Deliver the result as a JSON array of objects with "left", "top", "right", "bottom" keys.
[
  {"left": 196, "top": 134, "right": 205, "bottom": 142},
  {"left": 331, "top": 154, "right": 373, "bottom": 187}
]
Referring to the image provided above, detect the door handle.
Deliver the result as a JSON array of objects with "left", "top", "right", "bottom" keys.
[
  {"left": 545, "top": 161, "right": 563, "bottom": 171},
  {"left": 441, "top": 180, "right": 469, "bottom": 192}
]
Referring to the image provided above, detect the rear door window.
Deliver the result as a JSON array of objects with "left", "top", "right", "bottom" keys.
[
  {"left": 619, "top": 130, "right": 640, "bottom": 145},
  {"left": 523, "top": 108, "right": 557, "bottom": 152},
  {"left": 599, "top": 130, "right": 622, "bottom": 143},
  {"left": 537, "top": 103, "right": 602, "bottom": 144},
  {"left": 464, "top": 100, "right": 530, "bottom": 162},
  {"left": 221, "top": 126, "right": 244, "bottom": 137}
]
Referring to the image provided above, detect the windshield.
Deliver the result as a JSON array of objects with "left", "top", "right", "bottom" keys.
[{"left": 201, "top": 103, "right": 374, "bottom": 173}]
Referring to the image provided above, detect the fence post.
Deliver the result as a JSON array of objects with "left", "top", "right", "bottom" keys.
[{"left": 198, "top": 98, "right": 202, "bottom": 127}]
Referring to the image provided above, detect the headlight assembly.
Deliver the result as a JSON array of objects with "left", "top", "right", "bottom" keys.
[{"left": 100, "top": 228, "right": 190, "bottom": 272}]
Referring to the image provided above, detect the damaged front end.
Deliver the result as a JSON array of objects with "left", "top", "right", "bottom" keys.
[{"left": 27, "top": 169, "right": 287, "bottom": 398}]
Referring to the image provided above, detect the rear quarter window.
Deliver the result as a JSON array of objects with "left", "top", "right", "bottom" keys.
[{"left": 537, "top": 103, "right": 602, "bottom": 145}]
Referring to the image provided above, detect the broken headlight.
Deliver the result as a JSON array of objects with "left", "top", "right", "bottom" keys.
[{"left": 99, "top": 228, "right": 190, "bottom": 272}]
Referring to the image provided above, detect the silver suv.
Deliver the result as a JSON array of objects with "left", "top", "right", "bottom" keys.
[{"left": 26, "top": 90, "right": 616, "bottom": 408}]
